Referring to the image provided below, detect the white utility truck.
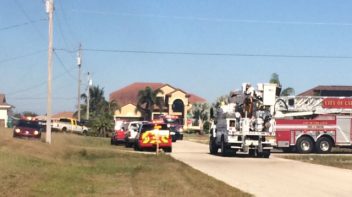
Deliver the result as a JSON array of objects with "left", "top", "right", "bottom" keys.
[{"left": 209, "top": 83, "right": 277, "bottom": 158}]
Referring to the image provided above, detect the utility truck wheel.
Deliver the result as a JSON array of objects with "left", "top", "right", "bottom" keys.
[
  {"left": 220, "top": 139, "right": 228, "bottom": 156},
  {"left": 296, "top": 136, "right": 314, "bottom": 154},
  {"left": 316, "top": 137, "right": 332, "bottom": 154},
  {"left": 249, "top": 149, "right": 257, "bottom": 157},
  {"left": 260, "top": 150, "right": 271, "bottom": 158},
  {"left": 209, "top": 136, "right": 218, "bottom": 155}
]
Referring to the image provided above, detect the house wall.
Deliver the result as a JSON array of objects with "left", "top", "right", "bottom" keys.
[
  {"left": 0, "top": 108, "right": 8, "bottom": 128},
  {"left": 114, "top": 104, "right": 142, "bottom": 118},
  {"left": 158, "top": 85, "right": 175, "bottom": 98}
]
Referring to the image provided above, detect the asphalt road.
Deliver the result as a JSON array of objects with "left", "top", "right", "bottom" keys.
[{"left": 171, "top": 140, "right": 352, "bottom": 197}]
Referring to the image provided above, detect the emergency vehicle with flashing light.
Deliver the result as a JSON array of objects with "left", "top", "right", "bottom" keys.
[{"left": 134, "top": 122, "right": 172, "bottom": 152}]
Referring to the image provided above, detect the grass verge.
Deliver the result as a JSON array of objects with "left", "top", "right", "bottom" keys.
[
  {"left": 280, "top": 155, "right": 352, "bottom": 170},
  {"left": 0, "top": 128, "right": 250, "bottom": 197}
]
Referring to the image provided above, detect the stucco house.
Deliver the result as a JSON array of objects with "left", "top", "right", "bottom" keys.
[
  {"left": 109, "top": 82, "right": 206, "bottom": 129},
  {"left": 0, "top": 94, "right": 13, "bottom": 128}
]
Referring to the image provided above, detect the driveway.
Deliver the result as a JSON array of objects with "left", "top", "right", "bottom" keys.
[{"left": 171, "top": 140, "right": 352, "bottom": 197}]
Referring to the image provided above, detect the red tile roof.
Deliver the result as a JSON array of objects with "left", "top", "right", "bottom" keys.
[
  {"left": 299, "top": 86, "right": 352, "bottom": 96},
  {"left": 52, "top": 111, "right": 75, "bottom": 119},
  {"left": 188, "top": 93, "right": 207, "bottom": 103},
  {"left": 109, "top": 82, "right": 206, "bottom": 106},
  {"left": 109, "top": 82, "right": 165, "bottom": 106}
]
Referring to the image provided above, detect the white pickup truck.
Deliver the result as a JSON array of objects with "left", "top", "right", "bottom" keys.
[{"left": 52, "top": 118, "right": 89, "bottom": 135}]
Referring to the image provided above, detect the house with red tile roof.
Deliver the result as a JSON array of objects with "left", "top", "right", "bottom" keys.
[
  {"left": 0, "top": 93, "right": 13, "bottom": 128},
  {"left": 109, "top": 82, "right": 206, "bottom": 129},
  {"left": 298, "top": 86, "right": 352, "bottom": 97},
  {"left": 36, "top": 111, "right": 75, "bottom": 121}
]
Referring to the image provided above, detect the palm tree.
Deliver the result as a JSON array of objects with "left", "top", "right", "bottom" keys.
[
  {"left": 281, "top": 87, "right": 295, "bottom": 96},
  {"left": 78, "top": 85, "right": 119, "bottom": 137},
  {"left": 136, "top": 86, "right": 164, "bottom": 121},
  {"left": 269, "top": 73, "right": 295, "bottom": 96},
  {"left": 192, "top": 103, "right": 209, "bottom": 133}
]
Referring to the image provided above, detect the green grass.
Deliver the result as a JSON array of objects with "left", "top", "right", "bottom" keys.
[
  {"left": 0, "top": 128, "right": 250, "bottom": 197},
  {"left": 280, "top": 155, "right": 352, "bottom": 170}
]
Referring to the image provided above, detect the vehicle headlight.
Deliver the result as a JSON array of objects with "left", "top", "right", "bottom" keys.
[
  {"left": 179, "top": 128, "right": 183, "bottom": 133},
  {"left": 34, "top": 131, "right": 39, "bottom": 135},
  {"left": 15, "top": 128, "right": 20, "bottom": 133}
]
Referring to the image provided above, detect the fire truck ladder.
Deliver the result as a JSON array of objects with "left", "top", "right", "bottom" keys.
[{"left": 275, "top": 96, "right": 352, "bottom": 117}]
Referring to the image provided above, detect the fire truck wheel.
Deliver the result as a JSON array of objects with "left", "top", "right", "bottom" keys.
[
  {"left": 209, "top": 136, "right": 218, "bottom": 155},
  {"left": 315, "top": 137, "right": 332, "bottom": 153},
  {"left": 296, "top": 136, "right": 314, "bottom": 154}
]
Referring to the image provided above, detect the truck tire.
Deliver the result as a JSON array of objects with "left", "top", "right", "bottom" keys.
[
  {"left": 315, "top": 137, "right": 332, "bottom": 154},
  {"left": 62, "top": 127, "right": 67, "bottom": 132},
  {"left": 125, "top": 142, "right": 133, "bottom": 148},
  {"left": 209, "top": 136, "right": 218, "bottom": 155},
  {"left": 260, "top": 150, "right": 271, "bottom": 158},
  {"left": 296, "top": 136, "right": 314, "bottom": 154},
  {"left": 220, "top": 138, "right": 228, "bottom": 156},
  {"left": 164, "top": 147, "right": 172, "bottom": 153}
]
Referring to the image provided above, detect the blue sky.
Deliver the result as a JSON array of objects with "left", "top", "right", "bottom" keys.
[{"left": 1, "top": 0, "right": 352, "bottom": 114}]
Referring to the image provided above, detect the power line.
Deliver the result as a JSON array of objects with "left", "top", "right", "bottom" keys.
[
  {"left": 82, "top": 48, "right": 352, "bottom": 59},
  {"left": 0, "top": 18, "right": 47, "bottom": 31},
  {"left": 0, "top": 49, "right": 46, "bottom": 65},
  {"left": 57, "top": 0, "right": 80, "bottom": 44},
  {"left": 53, "top": 50, "right": 77, "bottom": 80},
  {"left": 72, "top": 9, "right": 352, "bottom": 27},
  {"left": 14, "top": 0, "right": 76, "bottom": 81},
  {"left": 7, "top": 69, "right": 76, "bottom": 96},
  {"left": 8, "top": 97, "right": 76, "bottom": 100}
]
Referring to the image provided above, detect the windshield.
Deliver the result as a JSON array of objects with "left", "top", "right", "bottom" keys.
[
  {"left": 163, "top": 118, "right": 182, "bottom": 125},
  {"left": 141, "top": 124, "right": 168, "bottom": 133},
  {"left": 17, "top": 120, "right": 40, "bottom": 129}
]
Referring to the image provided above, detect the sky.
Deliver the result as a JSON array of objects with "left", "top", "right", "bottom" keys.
[{"left": 1, "top": 0, "right": 352, "bottom": 115}]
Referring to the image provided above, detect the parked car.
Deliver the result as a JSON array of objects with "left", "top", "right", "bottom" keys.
[
  {"left": 124, "top": 121, "right": 148, "bottom": 147},
  {"left": 111, "top": 129, "right": 126, "bottom": 145},
  {"left": 13, "top": 119, "right": 42, "bottom": 139},
  {"left": 169, "top": 126, "right": 184, "bottom": 142},
  {"left": 134, "top": 122, "right": 172, "bottom": 152}
]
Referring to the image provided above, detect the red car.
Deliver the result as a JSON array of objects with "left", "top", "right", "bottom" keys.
[
  {"left": 111, "top": 129, "right": 126, "bottom": 145},
  {"left": 13, "top": 119, "right": 42, "bottom": 139}
]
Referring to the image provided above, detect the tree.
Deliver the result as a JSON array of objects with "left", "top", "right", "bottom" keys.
[
  {"left": 13, "top": 111, "right": 38, "bottom": 118},
  {"left": 269, "top": 73, "right": 295, "bottom": 96},
  {"left": 280, "top": 87, "right": 295, "bottom": 96},
  {"left": 269, "top": 73, "right": 281, "bottom": 86},
  {"left": 78, "top": 85, "right": 119, "bottom": 137},
  {"left": 136, "top": 86, "right": 164, "bottom": 121},
  {"left": 192, "top": 103, "right": 209, "bottom": 133}
]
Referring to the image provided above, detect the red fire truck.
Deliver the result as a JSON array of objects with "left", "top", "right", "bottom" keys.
[{"left": 274, "top": 97, "right": 352, "bottom": 153}]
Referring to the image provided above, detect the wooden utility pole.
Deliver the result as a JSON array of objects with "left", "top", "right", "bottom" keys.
[
  {"left": 86, "top": 72, "right": 91, "bottom": 120},
  {"left": 45, "top": 0, "right": 54, "bottom": 144},
  {"left": 77, "top": 44, "right": 82, "bottom": 121}
]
